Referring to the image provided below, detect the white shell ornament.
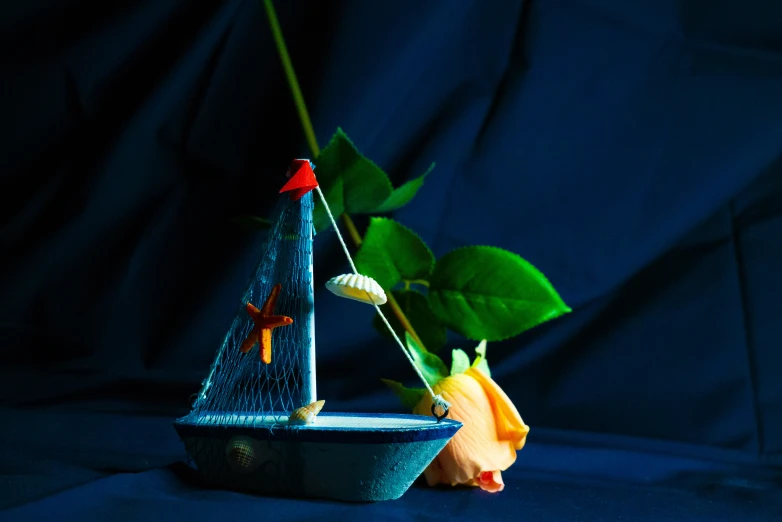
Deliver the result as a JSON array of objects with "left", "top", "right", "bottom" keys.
[
  {"left": 289, "top": 400, "right": 325, "bottom": 425},
  {"left": 325, "top": 273, "right": 387, "bottom": 305}
]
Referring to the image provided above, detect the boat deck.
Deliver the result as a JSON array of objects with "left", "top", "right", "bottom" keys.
[
  {"left": 174, "top": 412, "right": 462, "bottom": 444},
  {"left": 189, "top": 412, "right": 443, "bottom": 429}
]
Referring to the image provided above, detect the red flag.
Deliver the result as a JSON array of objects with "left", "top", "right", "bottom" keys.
[{"left": 279, "top": 159, "right": 318, "bottom": 201}]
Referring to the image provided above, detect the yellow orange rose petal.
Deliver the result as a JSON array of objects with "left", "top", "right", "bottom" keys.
[
  {"left": 438, "top": 375, "right": 513, "bottom": 482},
  {"left": 477, "top": 470, "right": 504, "bottom": 493},
  {"left": 465, "top": 367, "right": 530, "bottom": 450},
  {"left": 415, "top": 374, "right": 516, "bottom": 486},
  {"left": 423, "top": 457, "right": 444, "bottom": 486},
  {"left": 437, "top": 429, "right": 515, "bottom": 486}
]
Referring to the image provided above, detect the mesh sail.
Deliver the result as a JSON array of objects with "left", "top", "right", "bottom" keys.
[{"left": 184, "top": 192, "right": 316, "bottom": 427}]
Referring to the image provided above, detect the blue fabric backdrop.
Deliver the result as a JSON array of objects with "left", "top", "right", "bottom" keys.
[{"left": 1, "top": 0, "right": 781, "bottom": 520}]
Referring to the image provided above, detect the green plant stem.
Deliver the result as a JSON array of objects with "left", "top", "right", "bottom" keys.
[
  {"left": 385, "top": 292, "right": 425, "bottom": 348},
  {"left": 263, "top": 0, "right": 429, "bottom": 353},
  {"left": 263, "top": 0, "right": 320, "bottom": 157},
  {"left": 341, "top": 214, "right": 363, "bottom": 247}
]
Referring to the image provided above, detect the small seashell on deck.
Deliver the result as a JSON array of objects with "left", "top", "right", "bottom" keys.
[{"left": 289, "top": 400, "right": 325, "bottom": 425}]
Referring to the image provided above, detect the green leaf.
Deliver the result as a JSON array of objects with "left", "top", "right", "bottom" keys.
[
  {"left": 405, "top": 332, "right": 448, "bottom": 387},
  {"left": 373, "top": 163, "right": 435, "bottom": 213},
  {"left": 428, "top": 246, "right": 572, "bottom": 341},
  {"left": 372, "top": 289, "right": 447, "bottom": 352},
  {"left": 450, "top": 349, "right": 470, "bottom": 375},
  {"left": 314, "top": 128, "right": 393, "bottom": 214},
  {"left": 354, "top": 217, "right": 435, "bottom": 290},
  {"left": 231, "top": 215, "right": 273, "bottom": 230},
  {"left": 312, "top": 129, "right": 435, "bottom": 230},
  {"left": 380, "top": 378, "right": 426, "bottom": 410},
  {"left": 231, "top": 216, "right": 272, "bottom": 230},
  {"left": 472, "top": 339, "right": 491, "bottom": 377},
  {"left": 312, "top": 178, "right": 344, "bottom": 233}
]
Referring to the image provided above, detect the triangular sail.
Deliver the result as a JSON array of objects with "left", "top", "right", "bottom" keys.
[{"left": 184, "top": 192, "right": 316, "bottom": 426}]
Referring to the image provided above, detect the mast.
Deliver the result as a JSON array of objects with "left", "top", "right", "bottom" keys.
[
  {"left": 299, "top": 192, "right": 316, "bottom": 406},
  {"left": 278, "top": 159, "right": 320, "bottom": 409}
]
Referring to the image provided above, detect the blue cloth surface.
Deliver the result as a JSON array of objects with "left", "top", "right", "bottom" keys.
[{"left": 2, "top": 0, "right": 782, "bottom": 520}]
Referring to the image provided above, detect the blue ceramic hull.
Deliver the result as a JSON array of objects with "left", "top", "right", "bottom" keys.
[{"left": 174, "top": 412, "right": 461, "bottom": 502}]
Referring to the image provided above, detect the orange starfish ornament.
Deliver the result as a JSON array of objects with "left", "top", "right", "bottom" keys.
[{"left": 240, "top": 283, "right": 293, "bottom": 364}]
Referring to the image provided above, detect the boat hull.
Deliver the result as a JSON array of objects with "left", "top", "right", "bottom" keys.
[{"left": 174, "top": 412, "right": 461, "bottom": 502}]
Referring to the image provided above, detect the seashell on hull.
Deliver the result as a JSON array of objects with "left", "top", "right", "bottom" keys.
[{"left": 225, "top": 435, "right": 262, "bottom": 474}]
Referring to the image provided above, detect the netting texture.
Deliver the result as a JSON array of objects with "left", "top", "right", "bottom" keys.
[{"left": 185, "top": 193, "right": 315, "bottom": 426}]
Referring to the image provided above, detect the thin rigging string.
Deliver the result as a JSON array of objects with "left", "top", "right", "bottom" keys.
[{"left": 313, "top": 185, "right": 451, "bottom": 416}]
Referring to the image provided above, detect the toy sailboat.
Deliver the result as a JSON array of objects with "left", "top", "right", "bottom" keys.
[{"left": 174, "top": 159, "right": 460, "bottom": 502}]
